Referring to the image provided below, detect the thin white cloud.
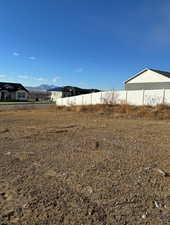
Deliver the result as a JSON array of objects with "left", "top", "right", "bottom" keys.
[
  {"left": 13, "top": 52, "right": 20, "bottom": 56},
  {"left": 28, "top": 56, "right": 36, "bottom": 60},
  {"left": 74, "top": 67, "right": 84, "bottom": 73},
  {"left": 0, "top": 74, "right": 6, "bottom": 78},
  {"left": 17, "top": 75, "right": 30, "bottom": 79},
  {"left": 52, "top": 76, "right": 60, "bottom": 83},
  {"left": 12, "top": 52, "right": 38, "bottom": 60},
  {"left": 17, "top": 74, "right": 47, "bottom": 82},
  {"left": 34, "top": 77, "right": 47, "bottom": 82}
]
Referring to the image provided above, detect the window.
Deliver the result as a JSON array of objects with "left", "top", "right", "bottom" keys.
[{"left": 17, "top": 92, "right": 26, "bottom": 99}]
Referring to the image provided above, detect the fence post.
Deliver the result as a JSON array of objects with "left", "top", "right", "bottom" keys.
[
  {"left": 91, "top": 93, "right": 93, "bottom": 105},
  {"left": 100, "top": 92, "right": 102, "bottom": 104},
  {"left": 163, "top": 89, "right": 165, "bottom": 104},
  {"left": 82, "top": 95, "right": 84, "bottom": 105},
  {"left": 126, "top": 91, "right": 128, "bottom": 104},
  {"left": 142, "top": 89, "right": 145, "bottom": 105},
  {"left": 112, "top": 90, "right": 114, "bottom": 104}
]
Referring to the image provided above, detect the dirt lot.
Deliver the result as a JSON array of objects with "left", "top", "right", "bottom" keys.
[{"left": 1, "top": 107, "right": 170, "bottom": 225}]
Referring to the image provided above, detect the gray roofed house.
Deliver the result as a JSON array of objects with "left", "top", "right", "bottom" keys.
[
  {"left": 0, "top": 82, "right": 29, "bottom": 101},
  {"left": 125, "top": 68, "right": 170, "bottom": 90}
]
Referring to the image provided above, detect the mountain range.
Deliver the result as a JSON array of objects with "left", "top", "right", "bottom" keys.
[{"left": 26, "top": 84, "right": 59, "bottom": 91}]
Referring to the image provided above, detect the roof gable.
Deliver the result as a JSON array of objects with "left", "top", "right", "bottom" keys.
[
  {"left": 149, "top": 69, "right": 170, "bottom": 78},
  {"left": 125, "top": 69, "right": 148, "bottom": 83},
  {"left": 125, "top": 68, "right": 170, "bottom": 84}
]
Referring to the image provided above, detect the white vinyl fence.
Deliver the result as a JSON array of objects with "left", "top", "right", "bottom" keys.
[{"left": 55, "top": 89, "right": 170, "bottom": 106}]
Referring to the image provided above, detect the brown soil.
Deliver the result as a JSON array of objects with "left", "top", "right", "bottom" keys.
[{"left": 1, "top": 107, "right": 170, "bottom": 225}]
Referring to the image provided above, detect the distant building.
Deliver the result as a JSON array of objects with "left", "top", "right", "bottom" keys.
[
  {"left": 50, "top": 86, "right": 100, "bottom": 101},
  {"left": 0, "top": 82, "right": 29, "bottom": 101},
  {"left": 125, "top": 68, "right": 170, "bottom": 90},
  {"left": 28, "top": 89, "right": 51, "bottom": 102}
]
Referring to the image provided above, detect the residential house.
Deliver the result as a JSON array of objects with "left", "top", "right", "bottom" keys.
[
  {"left": 125, "top": 68, "right": 170, "bottom": 90},
  {"left": 28, "top": 89, "right": 51, "bottom": 102},
  {"left": 0, "top": 82, "right": 29, "bottom": 101}
]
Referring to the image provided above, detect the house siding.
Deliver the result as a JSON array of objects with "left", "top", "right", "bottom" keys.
[
  {"left": 125, "top": 82, "right": 170, "bottom": 90},
  {"left": 51, "top": 91, "right": 63, "bottom": 101},
  {"left": 16, "top": 90, "right": 28, "bottom": 101},
  {"left": 11, "top": 92, "right": 16, "bottom": 100},
  {"left": 0, "top": 90, "right": 16, "bottom": 101},
  {"left": 0, "top": 90, "right": 28, "bottom": 101}
]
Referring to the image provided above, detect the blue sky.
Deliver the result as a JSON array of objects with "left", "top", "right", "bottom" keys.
[{"left": 0, "top": 0, "right": 170, "bottom": 90}]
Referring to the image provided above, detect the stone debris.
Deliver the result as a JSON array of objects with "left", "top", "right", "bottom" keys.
[
  {"left": 154, "top": 200, "right": 162, "bottom": 208},
  {"left": 4, "top": 152, "right": 11, "bottom": 156},
  {"left": 156, "top": 168, "right": 169, "bottom": 177},
  {"left": 142, "top": 212, "right": 147, "bottom": 219},
  {"left": 0, "top": 128, "right": 9, "bottom": 133}
]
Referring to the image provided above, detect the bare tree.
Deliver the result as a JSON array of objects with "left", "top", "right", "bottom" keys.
[{"left": 102, "top": 89, "right": 119, "bottom": 104}]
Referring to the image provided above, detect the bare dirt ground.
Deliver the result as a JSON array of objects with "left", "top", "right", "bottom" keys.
[{"left": 1, "top": 107, "right": 170, "bottom": 225}]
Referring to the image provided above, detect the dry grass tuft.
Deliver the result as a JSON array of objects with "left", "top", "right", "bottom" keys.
[{"left": 55, "top": 103, "right": 170, "bottom": 120}]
